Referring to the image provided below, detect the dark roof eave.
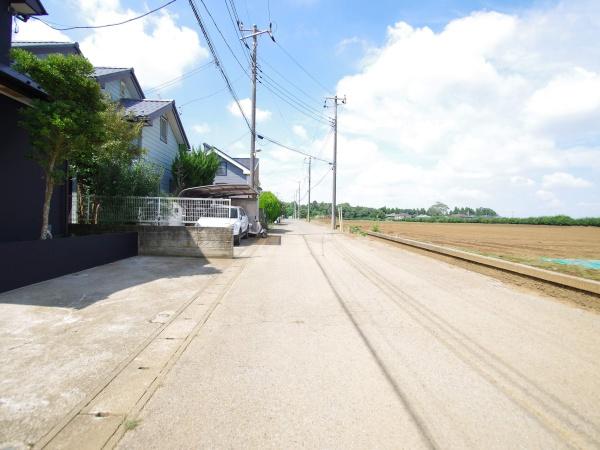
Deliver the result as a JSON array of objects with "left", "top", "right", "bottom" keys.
[
  {"left": 10, "top": 0, "right": 48, "bottom": 17},
  {"left": 0, "top": 65, "right": 47, "bottom": 99}
]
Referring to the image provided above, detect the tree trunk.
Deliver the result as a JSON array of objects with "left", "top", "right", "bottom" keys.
[{"left": 40, "top": 159, "right": 56, "bottom": 239}]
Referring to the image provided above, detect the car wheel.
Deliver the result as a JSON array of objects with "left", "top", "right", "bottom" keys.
[
  {"left": 243, "top": 226, "right": 249, "bottom": 239},
  {"left": 234, "top": 234, "right": 240, "bottom": 246}
]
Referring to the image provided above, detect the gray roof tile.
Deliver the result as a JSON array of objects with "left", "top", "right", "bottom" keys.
[
  {"left": 119, "top": 98, "right": 172, "bottom": 118},
  {"left": 93, "top": 67, "right": 131, "bottom": 78}
]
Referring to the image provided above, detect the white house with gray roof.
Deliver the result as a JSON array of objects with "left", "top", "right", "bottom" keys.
[{"left": 12, "top": 41, "right": 190, "bottom": 192}]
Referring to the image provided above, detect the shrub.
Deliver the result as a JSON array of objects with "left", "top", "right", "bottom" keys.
[{"left": 259, "top": 191, "right": 282, "bottom": 223}]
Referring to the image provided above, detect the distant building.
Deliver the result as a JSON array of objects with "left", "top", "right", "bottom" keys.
[
  {"left": 385, "top": 213, "right": 411, "bottom": 221},
  {"left": 204, "top": 144, "right": 259, "bottom": 188}
]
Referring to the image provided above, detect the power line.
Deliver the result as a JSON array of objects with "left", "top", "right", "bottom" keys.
[
  {"left": 300, "top": 166, "right": 330, "bottom": 202},
  {"left": 224, "top": 0, "right": 252, "bottom": 66},
  {"left": 179, "top": 82, "right": 235, "bottom": 108},
  {"left": 259, "top": 76, "right": 330, "bottom": 125},
  {"left": 146, "top": 61, "right": 214, "bottom": 93},
  {"left": 275, "top": 40, "right": 329, "bottom": 93},
  {"left": 32, "top": 0, "right": 177, "bottom": 30},
  {"left": 197, "top": 0, "right": 252, "bottom": 80},
  {"left": 259, "top": 134, "right": 331, "bottom": 163},
  {"left": 188, "top": 0, "right": 251, "bottom": 130},
  {"left": 258, "top": 56, "right": 322, "bottom": 105},
  {"left": 259, "top": 68, "right": 327, "bottom": 118}
]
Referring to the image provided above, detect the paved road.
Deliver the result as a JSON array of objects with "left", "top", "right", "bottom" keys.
[{"left": 116, "top": 220, "right": 600, "bottom": 449}]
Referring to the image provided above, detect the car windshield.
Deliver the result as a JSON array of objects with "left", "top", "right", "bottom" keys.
[{"left": 229, "top": 208, "right": 238, "bottom": 219}]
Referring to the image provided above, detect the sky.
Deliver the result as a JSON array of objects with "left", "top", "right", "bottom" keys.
[{"left": 12, "top": 0, "right": 600, "bottom": 217}]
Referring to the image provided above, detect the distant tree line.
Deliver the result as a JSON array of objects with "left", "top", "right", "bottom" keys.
[
  {"left": 282, "top": 201, "right": 498, "bottom": 221},
  {"left": 282, "top": 201, "right": 600, "bottom": 226}
]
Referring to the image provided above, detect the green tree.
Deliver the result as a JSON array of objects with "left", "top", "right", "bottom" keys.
[
  {"left": 259, "top": 191, "right": 282, "bottom": 223},
  {"left": 171, "top": 146, "right": 220, "bottom": 194},
  {"left": 12, "top": 49, "right": 106, "bottom": 239},
  {"left": 71, "top": 101, "right": 145, "bottom": 219},
  {"left": 427, "top": 202, "right": 449, "bottom": 216}
]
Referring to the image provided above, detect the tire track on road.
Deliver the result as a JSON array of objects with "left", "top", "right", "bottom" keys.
[
  {"left": 302, "top": 235, "right": 440, "bottom": 450},
  {"left": 331, "top": 236, "right": 599, "bottom": 449}
]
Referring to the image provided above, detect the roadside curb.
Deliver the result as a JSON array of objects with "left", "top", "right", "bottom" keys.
[{"left": 365, "top": 231, "right": 600, "bottom": 296}]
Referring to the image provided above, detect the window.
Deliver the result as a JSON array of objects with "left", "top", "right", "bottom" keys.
[
  {"left": 216, "top": 159, "right": 227, "bottom": 176},
  {"left": 160, "top": 116, "right": 168, "bottom": 143},
  {"left": 119, "top": 80, "right": 127, "bottom": 98},
  {"left": 229, "top": 208, "right": 238, "bottom": 219}
]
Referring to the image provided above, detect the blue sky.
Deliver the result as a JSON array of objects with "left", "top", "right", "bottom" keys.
[{"left": 14, "top": 0, "right": 600, "bottom": 217}]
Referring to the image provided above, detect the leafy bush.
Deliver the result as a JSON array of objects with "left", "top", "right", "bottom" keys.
[
  {"left": 371, "top": 223, "right": 380, "bottom": 232},
  {"left": 259, "top": 191, "right": 282, "bottom": 223},
  {"left": 172, "top": 146, "right": 220, "bottom": 194}
]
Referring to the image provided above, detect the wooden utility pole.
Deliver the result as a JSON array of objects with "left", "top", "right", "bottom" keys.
[
  {"left": 325, "top": 95, "right": 346, "bottom": 230},
  {"left": 307, "top": 157, "right": 312, "bottom": 222},
  {"left": 239, "top": 23, "right": 274, "bottom": 190}
]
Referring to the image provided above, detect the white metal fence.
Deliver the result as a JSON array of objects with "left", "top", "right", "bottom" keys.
[{"left": 71, "top": 195, "right": 231, "bottom": 225}]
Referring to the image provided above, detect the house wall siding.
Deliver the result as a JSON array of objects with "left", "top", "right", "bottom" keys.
[
  {"left": 142, "top": 116, "right": 179, "bottom": 192},
  {"left": 102, "top": 79, "right": 120, "bottom": 100},
  {"left": 0, "top": 95, "right": 66, "bottom": 241},
  {"left": 214, "top": 158, "right": 249, "bottom": 185}
]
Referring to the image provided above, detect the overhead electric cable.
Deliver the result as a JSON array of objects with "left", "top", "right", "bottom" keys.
[
  {"left": 259, "top": 77, "right": 330, "bottom": 125},
  {"left": 146, "top": 61, "right": 214, "bottom": 93},
  {"left": 197, "top": 0, "right": 252, "bottom": 79},
  {"left": 259, "top": 134, "right": 331, "bottom": 163},
  {"left": 275, "top": 40, "right": 329, "bottom": 93},
  {"left": 258, "top": 56, "right": 322, "bottom": 105},
  {"left": 188, "top": 0, "right": 251, "bottom": 130},
  {"left": 259, "top": 68, "right": 327, "bottom": 117},
  {"left": 32, "top": 0, "right": 177, "bottom": 30}
]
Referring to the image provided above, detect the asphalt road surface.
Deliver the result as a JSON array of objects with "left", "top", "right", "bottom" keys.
[{"left": 115, "top": 220, "right": 600, "bottom": 449}]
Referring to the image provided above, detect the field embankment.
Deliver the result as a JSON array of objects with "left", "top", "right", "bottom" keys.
[{"left": 340, "top": 220, "right": 600, "bottom": 282}]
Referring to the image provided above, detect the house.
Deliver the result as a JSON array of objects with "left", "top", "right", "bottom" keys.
[
  {"left": 204, "top": 143, "right": 259, "bottom": 188},
  {"left": 0, "top": 0, "right": 70, "bottom": 242},
  {"left": 385, "top": 213, "right": 411, "bottom": 221},
  {"left": 12, "top": 41, "right": 190, "bottom": 192},
  {"left": 208, "top": 144, "right": 258, "bottom": 187}
]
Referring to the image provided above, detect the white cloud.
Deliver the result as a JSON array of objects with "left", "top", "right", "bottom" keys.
[
  {"left": 12, "top": 19, "right": 71, "bottom": 42},
  {"left": 542, "top": 172, "right": 593, "bottom": 189},
  {"left": 193, "top": 123, "right": 211, "bottom": 134},
  {"left": 325, "top": 2, "right": 600, "bottom": 215},
  {"left": 12, "top": 0, "right": 208, "bottom": 88},
  {"left": 292, "top": 125, "right": 308, "bottom": 139},
  {"left": 536, "top": 190, "right": 563, "bottom": 209},
  {"left": 228, "top": 98, "right": 272, "bottom": 123},
  {"left": 510, "top": 176, "right": 535, "bottom": 186}
]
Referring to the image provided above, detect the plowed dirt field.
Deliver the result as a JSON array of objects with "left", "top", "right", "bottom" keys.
[{"left": 343, "top": 221, "right": 600, "bottom": 281}]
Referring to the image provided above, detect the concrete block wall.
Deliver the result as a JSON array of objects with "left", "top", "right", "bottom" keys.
[
  {"left": 138, "top": 226, "right": 233, "bottom": 258},
  {"left": 70, "top": 225, "right": 233, "bottom": 258}
]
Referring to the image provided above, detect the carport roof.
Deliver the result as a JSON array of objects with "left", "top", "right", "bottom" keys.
[{"left": 179, "top": 184, "right": 258, "bottom": 199}]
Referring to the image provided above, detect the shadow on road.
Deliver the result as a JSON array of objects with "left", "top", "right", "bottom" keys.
[{"left": 0, "top": 256, "right": 222, "bottom": 309}]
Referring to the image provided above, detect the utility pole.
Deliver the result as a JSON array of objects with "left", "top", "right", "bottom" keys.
[
  {"left": 307, "top": 157, "right": 312, "bottom": 222},
  {"left": 298, "top": 180, "right": 301, "bottom": 220},
  {"left": 239, "top": 23, "right": 275, "bottom": 191},
  {"left": 325, "top": 95, "right": 346, "bottom": 230}
]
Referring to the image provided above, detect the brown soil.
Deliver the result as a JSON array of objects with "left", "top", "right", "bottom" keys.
[{"left": 343, "top": 221, "right": 600, "bottom": 282}]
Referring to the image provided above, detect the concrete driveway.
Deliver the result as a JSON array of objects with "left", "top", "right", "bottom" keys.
[{"left": 0, "top": 255, "right": 232, "bottom": 448}]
